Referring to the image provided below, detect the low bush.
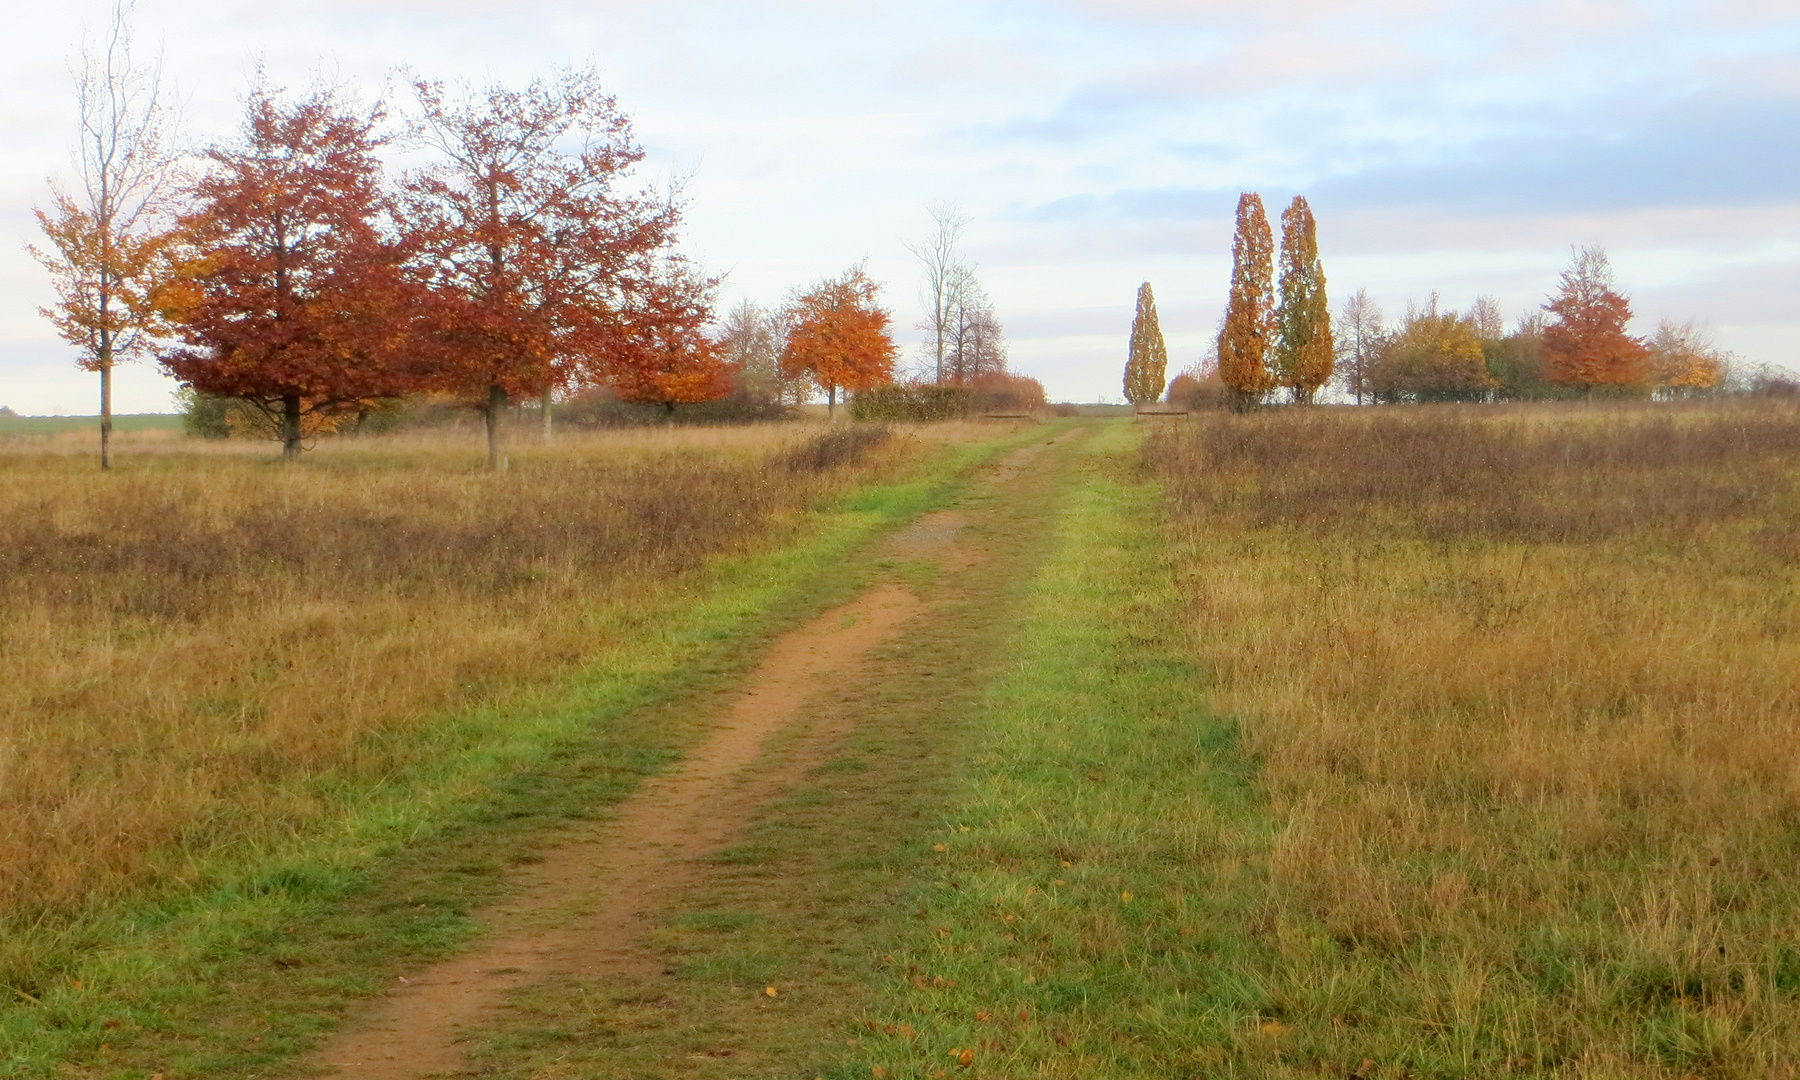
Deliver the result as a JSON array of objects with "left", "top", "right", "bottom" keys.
[{"left": 851, "top": 384, "right": 970, "bottom": 421}]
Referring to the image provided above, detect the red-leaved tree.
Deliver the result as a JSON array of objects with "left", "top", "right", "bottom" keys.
[
  {"left": 1543, "top": 246, "right": 1647, "bottom": 392},
  {"left": 160, "top": 84, "right": 416, "bottom": 459},
  {"left": 608, "top": 255, "right": 730, "bottom": 412},
  {"left": 780, "top": 264, "right": 897, "bottom": 416},
  {"left": 405, "top": 68, "right": 675, "bottom": 468}
]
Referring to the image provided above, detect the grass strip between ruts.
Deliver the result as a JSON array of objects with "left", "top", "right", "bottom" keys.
[
  {"left": 0, "top": 423, "right": 1053, "bottom": 1080},
  {"left": 844, "top": 421, "right": 1282, "bottom": 1078}
]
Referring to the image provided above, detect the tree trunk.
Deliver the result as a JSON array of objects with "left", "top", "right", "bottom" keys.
[
  {"left": 540, "top": 385, "right": 553, "bottom": 443},
  {"left": 1295, "top": 386, "right": 1315, "bottom": 406},
  {"left": 827, "top": 384, "right": 837, "bottom": 418},
  {"left": 486, "top": 384, "right": 508, "bottom": 471},
  {"left": 281, "top": 394, "right": 302, "bottom": 460},
  {"left": 99, "top": 361, "right": 113, "bottom": 471}
]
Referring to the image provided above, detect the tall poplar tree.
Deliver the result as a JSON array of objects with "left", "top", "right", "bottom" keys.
[
  {"left": 1273, "top": 195, "right": 1333, "bottom": 404},
  {"left": 1122, "top": 281, "right": 1168, "bottom": 405},
  {"left": 1217, "top": 193, "right": 1276, "bottom": 410}
]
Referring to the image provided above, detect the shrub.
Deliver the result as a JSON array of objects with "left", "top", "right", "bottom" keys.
[
  {"left": 851, "top": 384, "right": 970, "bottom": 421},
  {"left": 176, "top": 387, "right": 233, "bottom": 439},
  {"left": 965, "top": 372, "right": 1046, "bottom": 414}
]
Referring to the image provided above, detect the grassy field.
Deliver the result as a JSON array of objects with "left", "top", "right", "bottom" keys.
[
  {"left": 1145, "top": 400, "right": 1800, "bottom": 1076},
  {"left": 0, "top": 421, "right": 1046, "bottom": 1066},
  {"left": 6, "top": 403, "right": 1798, "bottom": 1080},
  {"left": 0, "top": 413, "right": 184, "bottom": 437}
]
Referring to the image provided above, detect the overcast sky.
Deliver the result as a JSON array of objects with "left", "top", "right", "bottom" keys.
[{"left": 3, "top": 0, "right": 1797, "bottom": 412}]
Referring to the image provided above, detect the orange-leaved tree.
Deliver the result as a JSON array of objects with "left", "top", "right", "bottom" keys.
[
  {"left": 1218, "top": 192, "right": 1276, "bottom": 410},
  {"left": 1274, "top": 195, "right": 1333, "bottom": 404},
  {"left": 1543, "top": 246, "right": 1647, "bottom": 393},
  {"left": 159, "top": 84, "right": 417, "bottom": 459},
  {"left": 608, "top": 255, "right": 730, "bottom": 413},
  {"left": 780, "top": 263, "right": 897, "bottom": 416},
  {"left": 30, "top": 1, "right": 177, "bottom": 470},
  {"left": 405, "top": 68, "right": 675, "bottom": 468}
]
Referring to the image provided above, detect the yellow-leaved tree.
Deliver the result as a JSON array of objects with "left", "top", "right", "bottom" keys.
[{"left": 1123, "top": 281, "right": 1168, "bottom": 405}]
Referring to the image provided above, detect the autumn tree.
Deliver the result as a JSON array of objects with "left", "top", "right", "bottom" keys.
[
  {"left": 1218, "top": 193, "right": 1276, "bottom": 409},
  {"left": 159, "top": 85, "right": 415, "bottom": 459},
  {"left": 405, "top": 68, "right": 674, "bottom": 469},
  {"left": 1123, "top": 281, "right": 1168, "bottom": 405},
  {"left": 1366, "top": 296, "right": 1496, "bottom": 403},
  {"left": 606, "top": 255, "right": 730, "bottom": 413},
  {"left": 31, "top": 0, "right": 176, "bottom": 470},
  {"left": 1543, "top": 246, "right": 1647, "bottom": 392},
  {"left": 1483, "top": 313, "right": 1558, "bottom": 400},
  {"left": 780, "top": 263, "right": 897, "bottom": 417},
  {"left": 1646, "top": 320, "right": 1726, "bottom": 397},
  {"left": 1273, "top": 195, "right": 1332, "bottom": 404},
  {"left": 1335, "top": 288, "right": 1384, "bottom": 405}
]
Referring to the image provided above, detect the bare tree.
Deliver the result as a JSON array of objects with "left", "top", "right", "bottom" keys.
[
  {"left": 1467, "top": 294, "right": 1504, "bottom": 340},
  {"left": 719, "top": 299, "right": 806, "bottom": 406},
  {"left": 1334, "top": 288, "right": 1385, "bottom": 405},
  {"left": 943, "top": 267, "right": 1007, "bottom": 384},
  {"left": 30, "top": 0, "right": 176, "bottom": 470},
  {"left": 904, "top": 201, "right": 968, "bottom": 384}
]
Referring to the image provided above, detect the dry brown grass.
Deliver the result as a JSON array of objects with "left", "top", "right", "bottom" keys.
[
  {"left": 1147, "top": 400, "right": 1800, "bottom": 1074},
  {"left": 0, "top": 422, "right": 919, "bottom": 917}
]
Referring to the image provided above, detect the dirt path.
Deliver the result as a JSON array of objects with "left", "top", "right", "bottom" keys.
[
  {"left": 307, "top": 584, "right": 922, "bottom": 1079},
  {"left": 305, "top": 431, "right": 1075, "bottom": 1079}
]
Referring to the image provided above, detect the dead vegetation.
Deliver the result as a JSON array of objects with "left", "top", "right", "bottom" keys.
[
  {"left": 1147, "top": 400, "right": 1800, "bottom": 1072},
  {"left": 0, "top": 423, "right": 905, "bottom": 917}
]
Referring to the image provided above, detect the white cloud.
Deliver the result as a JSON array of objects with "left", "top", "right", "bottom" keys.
[{"left": 0, "top": 0, "right": 1795, "bottom": 412}]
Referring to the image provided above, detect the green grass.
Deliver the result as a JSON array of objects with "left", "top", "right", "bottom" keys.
[
  {"left": 456, "top": 420, "right": 1090, "bottom": 1080},
  {"left": 0, "top": 413, "right": 182, "bottom": 435},
  {"left": 0, "top": 423, "right": 1050, "bottom": 1080},
  {"left": 446, "top": 422, "right": 1300, "bottom": 1079},
  {"left": 843, "top": 421, "right": 1283, "bottom": 1078}
]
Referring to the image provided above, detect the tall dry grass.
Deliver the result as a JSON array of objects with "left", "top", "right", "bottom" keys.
[
  {"left": 0, "top": 423, "right": 906, "bottom": 918},
  {"left": 1148, "top": 400, "right": 1800, "bottom": 1074}
]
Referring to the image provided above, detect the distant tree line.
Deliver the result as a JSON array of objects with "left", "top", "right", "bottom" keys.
[
  {"left": 1138, "top": 193, "right": 1332, "bottom": 412},
  {"left": 1164, "top": 191, "right": 1778, "bottom": 410},
  {"left": 32, "top": 5, "right": 912, "bottom": 467}
]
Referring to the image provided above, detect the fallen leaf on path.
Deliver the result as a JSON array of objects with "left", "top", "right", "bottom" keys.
[
  {"left": 1259, "top": 1020, "right": 1290, "bottom": 1036},
  {"left": 765, "top": 986, "right": 778, "bottom": 997},
  {"left": 933, "top": 844, "right": 948, "bottom": 852}
]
